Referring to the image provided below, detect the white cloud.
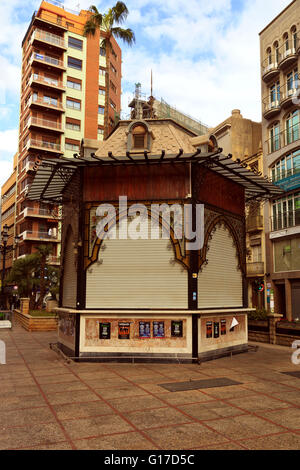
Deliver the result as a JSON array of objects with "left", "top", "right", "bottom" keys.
[{"left": 0, "top": 129, "right": 18, "bottom": 154}]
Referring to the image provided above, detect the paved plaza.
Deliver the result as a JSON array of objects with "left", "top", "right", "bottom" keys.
[{"left": 0, "top": 323, "right": 300, "bottom": 450}]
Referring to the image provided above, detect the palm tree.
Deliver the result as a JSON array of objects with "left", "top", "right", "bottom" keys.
[
  {"left": 84, "top": 2, "right": 135, "bottom": 139},
  {"left": 6, "top": 254, "right": 39, "bottom": 301}
]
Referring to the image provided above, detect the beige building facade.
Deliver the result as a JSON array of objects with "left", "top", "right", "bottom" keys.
[{"left": 260, "top": 0, "right": 300, "bottom": 321}]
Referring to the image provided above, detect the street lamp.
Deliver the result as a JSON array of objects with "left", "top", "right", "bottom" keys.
[{"left": 0, "top": 224, "right": 20, "bottom": 309}]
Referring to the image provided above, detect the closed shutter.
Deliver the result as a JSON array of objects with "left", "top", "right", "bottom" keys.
[
  {"left": 86, "top": 218, "right": 188, "bottom": 309},
  {"left": 198, "top": 224, "right": 243, "bottom": 308},
  {"left": 62, "top": 229, "right": 77, "bottom": 308}
]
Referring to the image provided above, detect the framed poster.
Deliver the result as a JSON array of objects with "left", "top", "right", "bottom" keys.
[
  {"left": 139, "top": 321, "right": 151, "bottom": 338},
  {"left": 206, "top": 321, "right": 213, "bottom": 339},
  {"left": 171, "top": 321, "right": 183, "bottom": 337},
  {"left": 99, "top": 322, "right": 111, "bottom": 339},
  {"left": 221, "top": 320, "right": 227, "bottom": 336},
  {"left": 153, "top": 321, "right": 165, "bottom": 338},
  {"left": 118, "top": 322, "right": 130, "bottom": 339},
  {"left": 214, "top": 322, "right": 220, "bottom": 338}
]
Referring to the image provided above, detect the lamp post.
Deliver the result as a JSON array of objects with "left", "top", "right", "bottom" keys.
[{"left": 0, "top": 224, "right": 20, "bottom": 309}]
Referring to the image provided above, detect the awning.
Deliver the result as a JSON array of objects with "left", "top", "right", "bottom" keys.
[{"left": 27, "top": 150, "right": 284, "bottom": 203}]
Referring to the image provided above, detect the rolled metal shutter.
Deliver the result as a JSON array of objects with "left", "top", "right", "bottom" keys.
[
  {"left": 86, "top": 218, "right": 188, "bottom": 309},
  {"left": 62, "top": 229, "right": 77, "bottom": 308},
  {"left": 198, "top": 224, "right": 243, "bottom": 308}
]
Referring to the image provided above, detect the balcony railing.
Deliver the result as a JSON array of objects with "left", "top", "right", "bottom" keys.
[
  {"left": 261, "top": 54, "right": 280, "bottom": 81},
  {"left": 271, "top": 210, "right": 300, "bottom": 232},
  {"left": 29, "top": 95, "right": 64, "bottom": 111},
  {"left": 266, "top": 121, "right": 300, "bottom": 154},
  {"left": 272, "top": 164, "right": 300, "bottom": 184},
  {"left": 263, "top": 80, "right": 299, "bottom": 118},
  {"left": 26, "top": 139, "right": 62, "bottom": 152},
  {"left": 21, "top": 207, "right": 59, "bottom": 218},
  {"left": 30, "top": 74, "right": 65, "bottom": 90},
  {"left": 31, "top": 53, "right": 65, "bottom": 69},
  {"left": 246, "top": 215, "right": 264, "bottom": 232},
  {"left": 28, "top": 116, "right": 63, "bottom": 131},
  {"left": 278, "top": 38, "right": 299, "bottom": 68},
  {"left": 32, "top": 29, "right": 66, "bottom": 49},
  {"left": 246, "top": 261, "right": 265, "bottom": 276},
  {"left": 20, "top": 230, "right": 60, "bottom": 241}
]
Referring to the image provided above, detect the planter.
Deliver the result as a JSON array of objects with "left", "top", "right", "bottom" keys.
[{"left": 14, "top": 310, "right": 58, "bottom": 332}]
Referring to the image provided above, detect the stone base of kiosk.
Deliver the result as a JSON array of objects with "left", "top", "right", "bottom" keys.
[{"left": 55, "top": 308, "right": 253, "bottom": 363}]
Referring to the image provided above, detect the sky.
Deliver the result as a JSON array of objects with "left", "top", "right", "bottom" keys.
[{"left": 0, "top": 0, "right": 293, "bottom": 189}]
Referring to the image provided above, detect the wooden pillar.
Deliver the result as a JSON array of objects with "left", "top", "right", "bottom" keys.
[
  {"left": 20, "top": 298, "right": 30, "bottom": 315},
  {"left": 285, "top": 279, "right": 293, "bottom": 322}
]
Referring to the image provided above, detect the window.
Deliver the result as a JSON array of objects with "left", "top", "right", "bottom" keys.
[
  {"left": 97, "top": 127, "right": 104, "bottom": 138},
  {"left": 98, "top": 106, "right": 105, "bottom": 114},
  {"left": 43, "top": 95, "right": 58, "bottom": 106},
  {"left": 270, "top": 81, "right": 280, "bottom": 104},
  {"left": 66, "top": 98, "right": 81, "bottom": 110},
  {"left": 274, "top": 41, "right": 279, "bottom": 64},
  {"left": 292, "top": 26, "right": 297, "bottom": 50},
  {"left": 110, "top": 81, "right": 116, "bottom": 93},
  {"left": 271, "top": 149, "right": 300, "bottom": 182},
  {"left": 68, "top": 56, "right": 82, "bottom": 70},
  {"left": 66, "top": 121, "right": 80, "bottom": 131},
  {"left": 65, "top": 142, "right": 80, "bottom": 152},
  {"left": 100, "top": 47, "right": 106, "bottom": 56},
  {"left": 286, "top": 110, "right": 299, "bottom": 145},
  {"left": 287, "top": 68, "right": 298, "bottom": 93},
  {"left": 269, "top": 123, "right": 280, "bottom": 153},
  {"left": 68, "top": 36, "right": 83, "bottom": 50},
  {"left": 272, "top": 192, "right": 300, "bottom": 231},
  {"left": 110, "top": 99, "right": 116, "bottom": 110},
  {"left": 284, "top": 32, "right": 289, "bottom": 52},
  {"left": 110, "top": 63, "right": 117, "bottom": 74},
  {"left": 67, "top": 79, "right": 81, "bottom": 90},
  {"left": 99, "top": 67, "right": 105, "bottom": 76},
  {"left": 99, "top": 88, "right": 105, "bottom": 95},
  {"left": 133, "top": 134, "right": 145, "bottom": 148}
]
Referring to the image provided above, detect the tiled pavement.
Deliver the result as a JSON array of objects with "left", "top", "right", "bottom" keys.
[{"left": 1, "top": 323, "right": 300, "bottom": 450}]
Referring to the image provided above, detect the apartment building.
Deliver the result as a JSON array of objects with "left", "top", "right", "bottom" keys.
[
  {"left": 1, "top": 154, "right": 17, "bottom": 274},
  {"left": 260, "top": 0, "right": 300, "bottom": 321},
  {"left": 15, "top": 0, "right": 121, "bottom": 262}
]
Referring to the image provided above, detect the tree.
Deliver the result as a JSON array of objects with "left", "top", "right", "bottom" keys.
[
  {"left": 84, "top": 2, "right": 135, "bottom": 139},
  {"left": 34, "top": 244, "right": 53, "bottom": 308},
  {"left": 5, "top": 254, "right": 39, "bottom": 302}
]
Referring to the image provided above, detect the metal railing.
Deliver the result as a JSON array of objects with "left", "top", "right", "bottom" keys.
[
  {"left": 29, "top": 95, "right": 64, "bottom": 111},
  {"left": 271, "top": 209, "right": 300, "bottom": 231},
  {"left": 29, "top": 116, "right": 63, "bottom": 130},
  {"left": 30, "top": 74, "right": 65, "bottom": 89},
  {"left": 21, "top": 230, "right": 59, "bottom": 241},
  {"left": 32, "top": 29, "right": 66, "bottom": 48},
  {"left": 31, "top": 53, "right": 65, "bottom": 68},
  {"left": 266, "top": 121, "right": 300, "bottom": 154},
  {"left": 27, "top": 139, "right": 61, "bottom": 151},
  {"left": 271, "top": 164, "right": 300, "bottom": 183},
  {"left": 22, "top": 207, "right": 56, "bottom": 217}
]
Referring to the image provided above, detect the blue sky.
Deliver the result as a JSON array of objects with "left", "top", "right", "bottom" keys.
[{"left": 0, "top": 0, "right": 292, "bottom": 188}]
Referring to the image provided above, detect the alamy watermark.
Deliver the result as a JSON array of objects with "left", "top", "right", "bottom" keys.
[
  {"left": 0, "top": 340, "right": 6, "bottom": 365},
  {"left": 95, "top": 196, "right": 204, "bottom": 251},
  {"left": 291, "top": 340, "right": 300, "bottom": 366}
]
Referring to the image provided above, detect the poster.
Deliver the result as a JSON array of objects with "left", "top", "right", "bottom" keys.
[
  {"left": 118, "top": 322, "right": 130, "bottom": 339},
  {"left": 139, "top": 321, "right": 151, "bottom": 338},
  {"left": 153, "top": 321, "right": 165, "bottom": 338},
  {"left": 99, "top": 322, "right": 111, "bottom": 340},
  {"left": 206, "top": 321, "right": 213, "bottom": 338},
  {"left": 221, "top": 319, "right": 226, "bottom": 336},
  {"left": 171, "top": 321, "right": 183, "bottom": 337},
  {"left": 214, "top": 322, "right": 220, "bottom": 338}
]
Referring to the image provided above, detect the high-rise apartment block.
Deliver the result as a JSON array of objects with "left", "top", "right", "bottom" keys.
[
  {"left": 15, "top": 0, "right": 121, "bottom": 262},
  {"left": 260, "top": 0, "right": 300, "bottom": 321}
]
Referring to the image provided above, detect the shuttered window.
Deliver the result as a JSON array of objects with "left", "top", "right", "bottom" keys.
[
  {"left": 86, "top": 218, "right": 188, "bottom": 309},
  {"left": 198, "top": 224, "right": 243, "bottom": 308},
  {"left": 62, "top": 229, "right": 77, "bottom": 308}
]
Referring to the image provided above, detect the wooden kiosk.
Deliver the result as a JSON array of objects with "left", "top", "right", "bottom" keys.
[{"left": 27, "top": 118, "right": 282, "bottom": 362}]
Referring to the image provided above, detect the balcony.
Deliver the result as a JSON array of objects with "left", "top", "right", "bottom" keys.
[
  {"left": 271, "top": 210, "right": 300, "bottom": 232},
  {"left": 246, "top": 261, "right": 265, "bottom": 277},
  {"left": 33, "top": 12, "right": 68, "bottom": 33},
  {"left": 21, "top": 207, "right": 61, "bottom": 219},
  {"left": 246, "top": 215, "right": 264, "bottom": 232},
  {"left": 262, "top": 97, "right": 280, "bottom": 120},
  {"left": 26, "top": 139, "right": 63, "bottom": 154},
  {"left": 30, "top": 53, "right": 66, "bottom": 72},
  {"left": 266, "top": 121, "right": 300, "bottom": 155},
  {"left": 28, "top": 116, "right": 64, "bottom": 133},
  {"left": 29, "top": 74, "right": 65, "bottom": 92},
  {"left": 278, "top": 41, "right": 298, "bottom": 70},
  {"left": 20, "top": 230, "right": 60, "bottom": 242},
  {"left": 261, "top": 56, "right": 280, "bottom": 82},
  {"left": 279, "top": 82, "right": 299, "bottom": 109},
  {"left": 31, "top": 29, "right": 66, "bottom": 51},
  {"left": 47, "top": 255, "right": 61, "bottom": 265},
  {"left": 29, "top": 95, "right": 65, "bottom": 113}
]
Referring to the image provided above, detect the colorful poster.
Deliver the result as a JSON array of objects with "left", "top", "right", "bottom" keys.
[
  {"left": 99, "top": 322, "right": 111, "bottom": 340},
  {"left": 221, "top": 320, "right": 227, "bottom": 336},
  {"left": 206, "top": 321, "right": 213, "bottom": 339},
  {"left": 139, "top": 321, "right": 151, "bottom": 338},
  {"left": 118, "top": 322, "right": 130, "bottom": 339},
  {"left": 214, "top": 322, "right": 220, "bottom": 338},
  {"left": 171, "top": 321, "right": 183, "bottom": 337},
  {"left": 153, "top": 321, "right": 165, "bottom": 338}
]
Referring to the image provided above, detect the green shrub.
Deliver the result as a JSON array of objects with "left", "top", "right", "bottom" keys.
[{"left": 248, "top": 308, "right": 268, "bottom": 321}]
